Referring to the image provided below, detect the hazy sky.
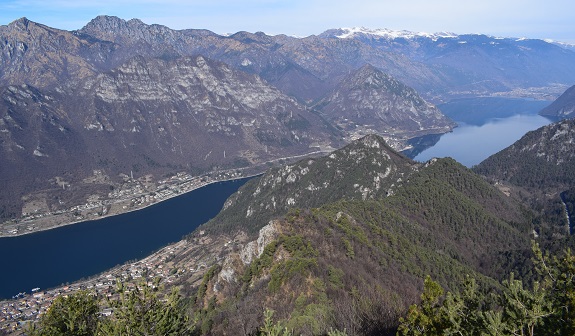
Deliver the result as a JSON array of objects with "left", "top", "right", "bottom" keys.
[{"left": 1, "top": 0, "right": 574, "bottom": 43}]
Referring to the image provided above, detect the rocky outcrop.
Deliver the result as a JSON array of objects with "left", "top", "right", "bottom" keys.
[
  {"left": 216, "top": 221, "right": 280, "bottom": 286},
  {"left": 315, "top": 64, "right": 455, "bottom": 141}
]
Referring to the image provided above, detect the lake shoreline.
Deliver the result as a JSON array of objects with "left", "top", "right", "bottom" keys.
[
  {"left": 1, "top": 148, "right": 336, "bottom": 239},
  {"left": 0, "top": 174, "right": 261, "bottom": 239},
  {"left": 0, "top": 175, "right": 258, "bottom": 300}
]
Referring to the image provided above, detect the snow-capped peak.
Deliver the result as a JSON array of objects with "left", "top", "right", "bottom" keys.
[
  {"left": 544, "top": 38, "right": 575, "bottom": 50},
  {"left": 335, "top": 27, "right": 458, "bottom": 41}
]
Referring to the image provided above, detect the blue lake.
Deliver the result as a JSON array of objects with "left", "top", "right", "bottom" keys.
[
  {"left": 413, "top": 98, "right": 554, "bottom": 167},
  {"left": 413, "top": 114, "right": 553, "bottom": 167},
  {"left": 0, "top": 177, "right": 250, "bottom": 299}
]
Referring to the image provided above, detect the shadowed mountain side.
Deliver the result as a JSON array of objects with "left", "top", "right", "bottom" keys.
[
  {"left": 539, "top": 84, "right": 575, "bottom": 120},
  {"left": 474, "top": 118, "right": 575, "bottom": 193}
]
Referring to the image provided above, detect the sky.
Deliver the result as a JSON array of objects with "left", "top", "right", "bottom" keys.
[{"left": 0, "top": 0, "right": 574, "bottom": 43}]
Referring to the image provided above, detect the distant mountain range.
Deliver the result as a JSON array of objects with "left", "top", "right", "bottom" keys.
[
  {"left": 3, "top": 16, "right": 575, "bottom": 102},
  {"left": 1, "top": 15, "right": 574, "bottom": 224}
]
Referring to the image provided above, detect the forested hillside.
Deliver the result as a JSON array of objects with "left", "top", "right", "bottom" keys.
[
  {"left": 176, "top": 136, "right": 533, "bottom": 334},
  {"left": 25, "top": 131, "right": 575, "bottom": 335},
  {"left": 474, "top": 118, "right": 575, "bottom": 193}
]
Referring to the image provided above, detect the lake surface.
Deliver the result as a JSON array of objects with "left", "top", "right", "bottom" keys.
[
  {"left": 412, "top": 98, "right": 554, "bottom": 167},
  {"left": 0, "top": 177, "right": 250, "bottom": 299}
]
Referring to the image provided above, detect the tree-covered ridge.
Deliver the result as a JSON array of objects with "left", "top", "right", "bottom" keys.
[
  {"left": 183, "top": 157, "right": 532, "bottom": 334},
  {"left": 194, "top": 134, "right": 418, "bottom": 236},
  {"left": 474, "top": 118, "right": 575, "bottom": 192},
  {"left": 383, "top": 158, "right": 530, "bottom": 277}
]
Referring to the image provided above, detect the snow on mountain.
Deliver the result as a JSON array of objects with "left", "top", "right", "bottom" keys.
[
  {"left": 544, "top": 39, "right": 575, "bottom": 51},
  {"left": 334, "top": 27, "right": 458, "bottom": 41}
]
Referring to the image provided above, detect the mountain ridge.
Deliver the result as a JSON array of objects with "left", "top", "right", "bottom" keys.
[
  {"left": 539, "top": 84, "right": 575, "bottom": 119},
  {"left": 0, "top": 14, "right": 571, "bottom": 230},
  {"left": 3, "top": 16, "right": 574, "bottom": 102},
  {"left": 177, "top": 134, "right": 531, "bottom": 334}
]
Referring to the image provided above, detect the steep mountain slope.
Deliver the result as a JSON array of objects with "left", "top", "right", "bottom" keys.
[
  {"left": 73, "top": 55, "right": 335, "bottom": 159},
  {"left": 201, "top": 135, "right": 417, "bottom": 235},
  {"left": 474, "top": 118, "right": 575, "bottom": 192},
  {"left": 178, "top": 135, "right": 530, "bottom": 335},
  {"left": 0, "top": 85, "right": 87, "bottom": 219},
  {"left": 474, "top": 118, "right": 575, "bottom": 242},
  {"left": 315, "top": 64, "right": 455, "bottom": 141},
  {"left": 0, "top": 55, "right": 339, "bottom": 221},
  {"left": 539, "top": 84, "right": 575, "bottom": 119}
]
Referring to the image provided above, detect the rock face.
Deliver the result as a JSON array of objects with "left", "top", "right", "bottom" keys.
[
  {"left": 315, "top": 64, "right": 455, "bottom": 140},
  {"left": 0, "top": 55, "right": 339, "bottom": 219},
  {"left": 74, "top": 55, "right": 333, "bottom": 156},
  {"left": 539, "top": 85, "right": 575, "bottom": 119}
]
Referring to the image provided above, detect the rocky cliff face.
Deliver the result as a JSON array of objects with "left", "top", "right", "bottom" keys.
[
  {"left": 0, "top": 54, "right": 339, "bottom": 221},
  {"left": 74, "top": 55, "right": 333, "bottom": 156},
  {"left": 315, "top": 64, "right": 455, "bottom": 141}
]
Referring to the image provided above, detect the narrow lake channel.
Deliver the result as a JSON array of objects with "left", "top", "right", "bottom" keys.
[
  {"left": 411, "top": 98, "right": 553, "bottom": 167},
  {"left": 0, "top": 177, "right": 251, "bottom": 299}
]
